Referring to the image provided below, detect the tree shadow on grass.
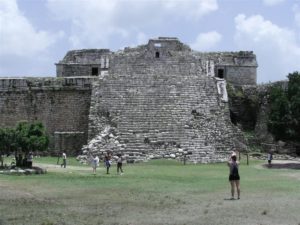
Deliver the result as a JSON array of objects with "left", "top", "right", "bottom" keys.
[{"left": 263, "top": 163, "right": 300, "bottom": 170}]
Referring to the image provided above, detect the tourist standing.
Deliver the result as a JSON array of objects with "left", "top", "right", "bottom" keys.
[
  {"left": 117, "top": 153, "right": 124, "bottom": 175},
  {"left": 104, "top": 152, "right": 112, "bottom": 174},
  {"left": 0, "top": 154, "right": 3, "bottom": 167},
  {"left": 227, "top": 154, "right": 240, "bottom": 200},
  {"left": 27, "top": 152, "right": 33, "bottom": 168},
  {"left": 267, "top": 151, "right": 273, "bottom": 166},
  {"left": 61, "top": 152, "right": 67, "bottom": 168},
  {"left": 92, "top": 155, "right": 99, "bottom": 175}
]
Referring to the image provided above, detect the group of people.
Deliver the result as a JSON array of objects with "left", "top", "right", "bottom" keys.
[
  {"left": 59, "top": 150, "right": 241, "bottom": 199},
  {"left": 91, "top": 152, "right": 124, "bottom": 175},
  {"left": 15, "top": 151, "right": 33, "bottom": 168},
  {"left": 56, "top": 149, "right": 277, "bottom": 200},
  {"left": 59, "top": 151, "right": 124, "bottom": 175}
]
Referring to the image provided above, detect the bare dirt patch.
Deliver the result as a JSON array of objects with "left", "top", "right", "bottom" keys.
[
  {"left": 261, "top": 160, "right": 300, "bottom": 180},
  {"left": 262, "top": 159, "right": 300, "bottom": 169}
]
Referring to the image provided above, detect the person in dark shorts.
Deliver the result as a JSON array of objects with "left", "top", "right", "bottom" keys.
[
  {"left": 227, "top": 154, "right": 240, "bottom": 200},
  {"left": 267, "top": 151, "right": 273, "bottom": 166},
  {"left": 104, "top": 152, "right": 112, "bottom": 174}
]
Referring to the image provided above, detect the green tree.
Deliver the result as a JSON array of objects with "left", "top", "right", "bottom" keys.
[
  {"left": 0, "top": 121, "right": 49, "bottom": 167},
  {"left": 268, "top": 86, "right": 291, "bottom": 140},
  {"left": 287, "top": 72, "right": 300, "bottom": 139},
  {"left": 15, "top": 121, "right": 49, "bottom": 154},
  {"left": 0, "top": 127, "right": 19, "bottom": 167},
  {"left": 0, "top": 128, "right": 17, "bottom": 148},
  {"left": 268, "top": 71, "right": 300, "bottom": 141}
]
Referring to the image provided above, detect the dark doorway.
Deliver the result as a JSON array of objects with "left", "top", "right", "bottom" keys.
[
  {"left": 217, "top": 69, "right": 224, "bottom": 78},
  {"left": 155, "top": 52, "right": 160, "bottom": 58},
  {"left": 92, "top": 67, "right": 98, "bottom": 76}
]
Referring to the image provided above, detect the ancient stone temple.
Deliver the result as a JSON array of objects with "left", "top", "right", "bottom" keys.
[
  {"left": 68, "top": 37, "right": 256, "bottom": 163},
  {"left": 0, "top": 37, "right": 257, "bottom": 162}
]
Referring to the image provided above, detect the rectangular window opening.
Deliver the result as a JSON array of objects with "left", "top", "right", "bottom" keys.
[
  {"left": 217, "top": 69, "right": 224, "bottom": 78},
  {"left": 92, "top": 67, "right": 98, "bottom": 76},
  {"left": 155, "top": 52, "right": 160, "bottom": 58}
]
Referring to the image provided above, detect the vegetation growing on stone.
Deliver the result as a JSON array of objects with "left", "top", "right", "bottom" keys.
[{"left": 227, "top": 83, "right": 259, "bottom": 131}]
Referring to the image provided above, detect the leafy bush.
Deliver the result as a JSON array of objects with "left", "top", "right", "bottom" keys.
[
  {"left": 15, "top": 121, "right": 49, "bottom": 154},
  {"left": 0, "top": 121, "right": 49, "bottom": 167}
]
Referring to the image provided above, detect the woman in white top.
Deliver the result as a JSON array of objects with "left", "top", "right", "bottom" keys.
[{"left": 92, "top": 155, "right": 99, "bottom": 175}]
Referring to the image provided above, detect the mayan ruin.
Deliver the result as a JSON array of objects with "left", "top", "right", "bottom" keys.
[
  {"left": 0, "top": 37, "right": 260, "bottom": 163},
  {"left": 2, "top": 1, "right": 300, "bottom": 224}
]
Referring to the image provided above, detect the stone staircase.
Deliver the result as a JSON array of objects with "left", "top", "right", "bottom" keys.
[{"left": 81, "top": 51, "right": 245, "bottom": 163}]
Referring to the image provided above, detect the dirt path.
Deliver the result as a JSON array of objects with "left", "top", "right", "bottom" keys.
[
  {"left": 262, "top": 159, "right": 300, "bottom": 169},
  {"left": 34, "top": 163, "right": 96, "bottom": 174},
  {"left": 257, "top": 159, "right": 300, "bottom": 181}
]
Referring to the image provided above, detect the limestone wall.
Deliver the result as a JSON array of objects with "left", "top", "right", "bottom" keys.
[
  {"left": 225, "top": 66, "right": 257, "bottom": 85},
  {"left": 0, "top": 77, "right": 95, "bottom": 154},
  {"left": 54, "top": 131, "right": 86, "bottom": 155},
  {"left": 56, "top": 49, "right": 111, "bottom": 77},
  {"left": 194, "top": 51, "right": 257, "bottom": 85}
]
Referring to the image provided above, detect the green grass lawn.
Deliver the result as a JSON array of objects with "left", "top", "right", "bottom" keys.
[{"left": 0, "top": 157, "right": 299, "bottom": 225}]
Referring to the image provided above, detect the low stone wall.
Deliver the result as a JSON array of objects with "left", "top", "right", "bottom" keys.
[
  {"left": 0, "top": 77, "right": 96, "bottom": 153},
  {"left": 54, "top": 131, "right": 86, "bottom": 156}
]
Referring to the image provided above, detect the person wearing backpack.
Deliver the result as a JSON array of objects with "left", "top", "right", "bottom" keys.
[{"left": 227, "top": 154, "right": 240, "bottom": 200}]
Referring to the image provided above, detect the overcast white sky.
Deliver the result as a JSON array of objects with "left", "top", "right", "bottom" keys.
[{"left": 0, "top": 0, "right": 300, "bottom": 83}]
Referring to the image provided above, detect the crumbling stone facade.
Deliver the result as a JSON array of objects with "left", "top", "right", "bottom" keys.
[
  {"left": 56, "top": 49, "right": 111, "bottom": 77},
  {"left": 0, "top": 37, "right": 257, "bottom": 162},
  {"left": 77, "top": 37, "right": 256, "bottom": 163},
  {"left": 57, "top": 38, "right": 257, "bottom": 86}
]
